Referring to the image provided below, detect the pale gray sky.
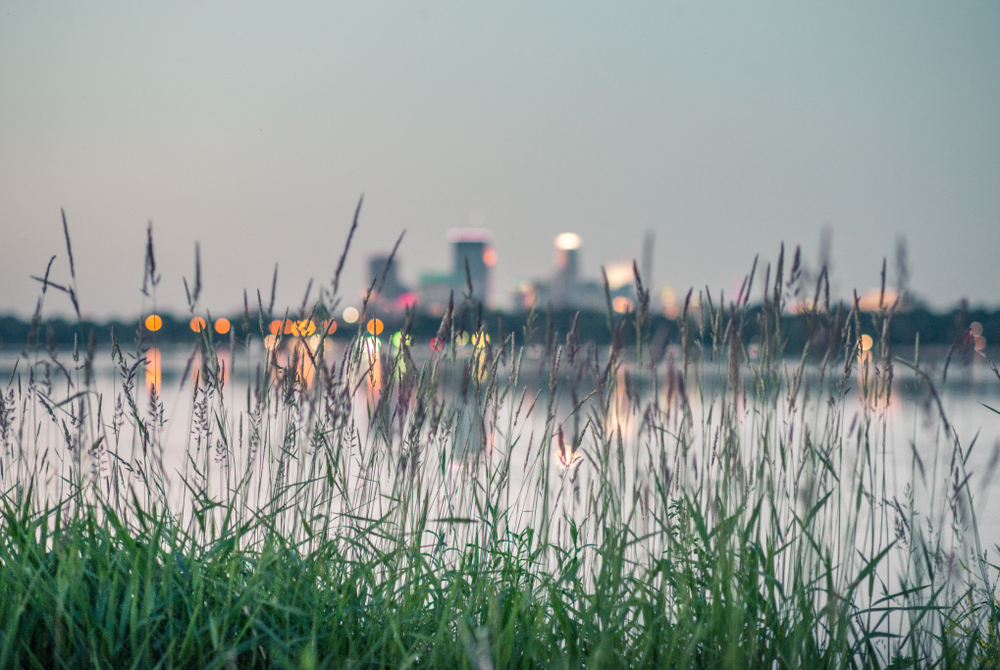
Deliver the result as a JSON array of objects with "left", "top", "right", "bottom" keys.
[{"left": 2, "top": 1, "right": 998, "bottom": 319}]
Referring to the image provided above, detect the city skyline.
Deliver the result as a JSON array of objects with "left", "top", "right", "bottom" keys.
[
  {"left": 0, "top": 208, "right": 991, "bottom": 321},
  {"left": 2, "top": 2, "right": 998, "bottom": 319}
]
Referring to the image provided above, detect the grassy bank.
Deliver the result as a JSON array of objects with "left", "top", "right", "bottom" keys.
[{"left": 2, "top": 232, "right": 999, "bottom": 668}]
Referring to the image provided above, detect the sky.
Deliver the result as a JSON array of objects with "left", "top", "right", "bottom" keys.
[{"left": 1, "top": 1, "right": 999, "bottom": 320}]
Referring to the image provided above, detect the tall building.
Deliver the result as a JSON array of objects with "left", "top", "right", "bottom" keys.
[
  {"left": 367, "top": 254, "right": 407, "bottom": 301},
  {"left": 366, "top": 253, "right": 415, "bottom": 313},
  {"left": 447, "top": 229, "right": 491, "bottom": 305},
  {"left": 511, "top": 232, "right": 607, "bottom": 312},
  {"left": 550, "top": 232, "right": 582, "bottom": 304}
]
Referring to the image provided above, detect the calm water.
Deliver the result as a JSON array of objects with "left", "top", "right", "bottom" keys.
[{"left": 2, "top": 341, "right": 999, "bottom": 554}]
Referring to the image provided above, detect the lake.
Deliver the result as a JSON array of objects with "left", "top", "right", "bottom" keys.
[{"left": 3, "top": 338, "right": 998, "bottom": 553}]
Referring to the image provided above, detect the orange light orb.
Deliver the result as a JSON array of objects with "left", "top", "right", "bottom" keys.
[
  {"left": 482, "top": 247, "right": 498, "bottom": 267},
  {"left": 214, "top": 318, "right": 231, "bottom": 334},
  {"left": 144, "top": 314, "right": 163, "bottom": 331},
  {"left": 366, "top": 318, "right": 384, "bottom": 336},
  {"left": 860, "top": 334, "right": 873, "bottom": 352},
  {"left": 294, "top": 320, "right": 316, "bottom": 337},
  {"left": 323, "top": 319, "right": 337, "bottom": 334},
  {"left": 190, "top": 317, "right": 207, "bottom": 333},
  {"left": 612, "top": 296, "right": 634, "bottom": 314},
  {"left": 269, "top": 320, "right": 283, "bottom": 335}
]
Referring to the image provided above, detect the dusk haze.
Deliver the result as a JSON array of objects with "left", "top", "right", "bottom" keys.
[
  {"left": 2, "top": 1, "right": 999, "bottom": 319},
  {"left": 2, "top": 4, "right": 1000, "bottom": 668}
]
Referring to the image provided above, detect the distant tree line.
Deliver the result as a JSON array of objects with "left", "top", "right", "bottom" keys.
[{"left": 1, "top": 304, "right": 997, "bottom": 354}]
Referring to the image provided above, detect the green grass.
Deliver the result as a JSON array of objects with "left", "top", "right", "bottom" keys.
[{"left": 1, "top": 230, "right": 999, "bottom": 669}]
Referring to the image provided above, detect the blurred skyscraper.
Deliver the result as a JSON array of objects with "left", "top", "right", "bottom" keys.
[
  {"left": 550, "top": 232, "right": 582, "bottom": 306},
  {"left": 366, "top": 253, "right": 415, "bottom": 312},
  {"left": 415, "top": 228, "right": 495, "bottom": 314},
  {"left": 512, "top": 233, "right": 614, "bottom": 312},
  {"left": 368, "top": 254, "right": 406, "bottom": 300},
  {"left": 447, "top": 229, "right": 491, "bottom": 305}
]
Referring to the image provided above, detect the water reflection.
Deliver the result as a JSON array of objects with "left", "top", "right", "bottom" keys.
[
  {"left": 262, "top": 332, "right": 336, "bottom": 390},
  {"left": 606, "top": 366, "right": 632, "bottom": 437},
  {"left": 362, "top": 336, "right": 382, "bottom": 401},
  {"left": 144, "top": 346, "right": 161, "bottom": 394},
  {"left": 556, "top": 425, "right": 581, "bottom": 469},
  {"left": 12, "top": 342, "right": 998, "bottom": 555}
]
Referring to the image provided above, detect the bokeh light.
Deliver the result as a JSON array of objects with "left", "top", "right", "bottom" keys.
[
  {"left": 190, "top": 316, "right": 206, "bottom": 333},
  {"left": 214, "top": 318, "right": 231, "bottom": 335},
  {"left": 555, "top": 233, "right": 581, "bottom": 250},
  {"left": 323, "top": 319, "right": 337, "bottom": 335},
  {"left": 482, "top": 247, "right": 498, "bottom": 267},
  {"left": 366, "top": 318, "right": 384, "bottom": 336},
  {"left": 394, "top": 292, "right": 419, "bottom": 310},
  {"left": 471, "top": 332, "right": 490, "bottom": 348},
  {"left": 144, "top": 314, "right": 162, "bottom": 331},
  {"left": 429, "top": 337, "right": 445, "bottom": 352},
  {"left": 860, "top": 334, "right": 873, "bottom": 351},
  {"left": 555, "top": 427, "right": 580, "bottom": 469},
  {"left": 390, "top": 331, "right": 412, "bottom": 347},
  {"left": 293, "top": 320, "right": 315, "bottom": 337},
  {"left": 788, "top": 299, "right": 818, "bottom": 315},
  {"left": 604, "top": 263, "right": 633, "bottom": 290},
  {"left": 557, "top": 446, "right": 581, "bottom": 469},
  {"left": 660, "top": 287, "right": 680, "bottom": 319},
  {"left": 612, "top": 296, "right": 634, "bottom": 314},
  {"left": 858, "top": 289, "right": 899, "bottom": 312},
  {"left": 343, "top": 307, "right": 359, "bottom": 324},
  {"left": 269, "top": 320, "right": 283, "bottom": 335},
  {"left": 971, "top": 322, "right": 984, "bottom": 337}
]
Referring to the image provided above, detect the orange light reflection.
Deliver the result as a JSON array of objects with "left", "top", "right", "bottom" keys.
[{"left": 145, "top": 347, "right": 161, "bottom": 394}]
